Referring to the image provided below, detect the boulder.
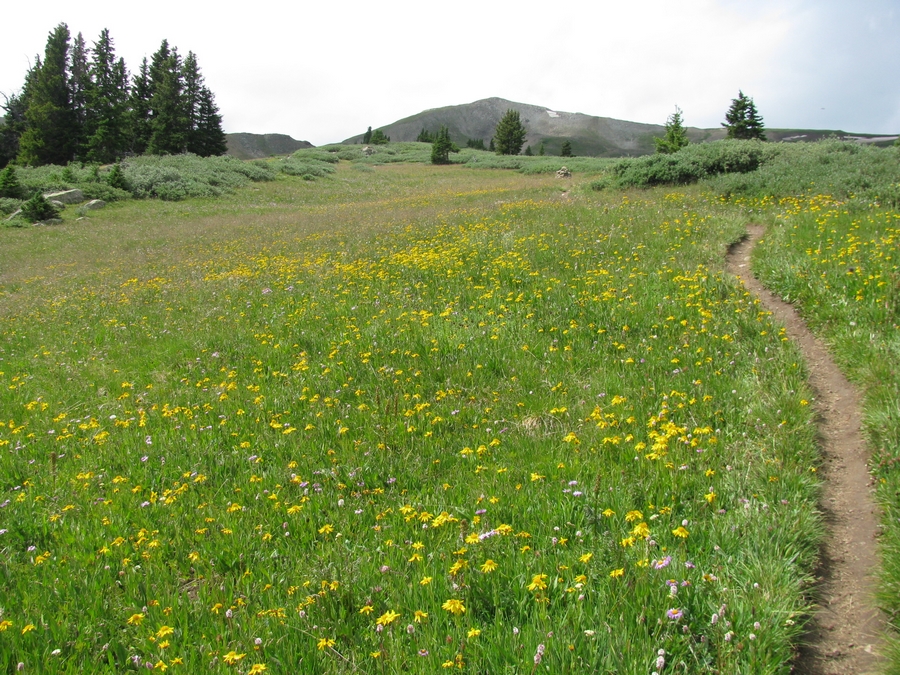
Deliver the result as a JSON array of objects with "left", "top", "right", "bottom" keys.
[
  {"left": 83, "top": 199, "right": 106, "bottom": 210},
  {"left": 556, "top": 167, "right": 572, "bottom": 178},
  {"left": 43, "top": 189, "right": 84, "bottom": 204},
  {"left": 362, "top": 146, "right": 375, "bottom": 157},
  {"left": 50, "top": 200, "right": 65, "bottom": 209}
]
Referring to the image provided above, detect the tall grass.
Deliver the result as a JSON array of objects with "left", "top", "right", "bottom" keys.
[
  {"left": 750, "top": 194, "right": 900, "bottom": 668},
  {"left": 594, "top": 139, "right": 900, "bottom": 208},
  {"left": 0, "top": 166, "right": 826, "bottom": 673}
]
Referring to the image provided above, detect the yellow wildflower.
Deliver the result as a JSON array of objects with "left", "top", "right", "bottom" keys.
[
  {"left": 480, "top": 559, "right": 498, "bottom": 573},
  {"left": 375, "top": 610, "right": 400, "bottom": 626}
]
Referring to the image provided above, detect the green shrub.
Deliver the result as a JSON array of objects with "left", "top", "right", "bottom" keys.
[
  {"left": 277, "top": 157, "right": 335, "bottom": 179},
  {"left": 0, "top": 197, "right": 23, "bottom": 215},
  {"left": 608, "top": 139, "right": 776, "bottom": 188},
  {"left": 79, "top": 183, "right": 132, "bottom": 202},
  {"left": 20, "top": 192, "right": 60, "bottom": 222},
  {"left": 0, "top": 165, "right": 25, "bottom": 199},
  {"left": 707, "top": 139, "right": 900, "bottom": 205},
  {"left": 121, "top": 154, "right": 277, "bottom": 200},
  {"left": 106, "top": 164, "right": 130, "bottom": 191}
]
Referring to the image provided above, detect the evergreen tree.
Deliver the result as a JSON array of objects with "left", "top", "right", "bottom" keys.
[
  {"left": 524, "top": 145, "right": 533, "bottom": 156},
  {"left": 416, "top": 128, "right": 434, "bottom": 143},
  {"left": 190, "top": 86, "right": 226, "bottom": 156},
  {"left": 147, "top": 50, "right": 186, "bottom": 154},
  {"left": 654, "top": 106, "right": 689, "bottom": 154},
  {"left": 0, "top": 165, "right": 25, "bottom": 198},
  {"left": 182, "top": 52, "right": 202, "bottom": 144},
  {"left": 69, "top": 32, "right": 90, "bottom": 157},
  {"left": 493, "top": 109, "right": 526, "bottom": 155},
  {"left": 722, "top": 91, "right": 766, "bottom": 141},
  {"left": 560, "top": 140, "right": 573, "bottom": 157},
  {"left": 84, "top": 29, "right": 130, "bottom": 163},
  {"left": 362, "top": 126, "right": 372, "bottom": 144},
  {"left": 466, "top": 138, "right": 485, "bottom": 150},
  {"left": 0, "top": 78, "right": 34, "bottom": 168},
  {"left": 538, "top": 140, "right": 545, "bottom": 156},
  {"left": 430, "top": 125, "right": 452, "bottom": 164},
  {"left": 128, "top": 58, "right": 153, "bottom": 154},
  {"left": 18, "top": 23, "right": 78, "bottom": 166},
  {"left": 180, "top": 52, "right": 225, "bottom": 156},
  {"left": 370, "top": 129, "right": 389, "bottom": 145},
  {"left": 488, "top": 138, "right": 495, "bottom": 152}
]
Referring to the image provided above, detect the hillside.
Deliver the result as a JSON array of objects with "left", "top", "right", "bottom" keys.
[
  {"left": 343, "top": 97, "right": 897, "bottom": 157},
  {"left": 225, "top": 132, "right": 313, "bottom": 159}
]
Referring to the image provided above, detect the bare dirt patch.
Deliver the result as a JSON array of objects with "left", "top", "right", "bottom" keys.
[{"left": 727, "top": 224, "right": 884, "bottom": 675}]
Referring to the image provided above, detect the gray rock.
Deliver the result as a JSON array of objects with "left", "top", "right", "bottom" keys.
[
  {"left": 556, "top": 166, "right": 572, "bottom": 178},
  {"left": 362, "top": 146, "right": 375, "bottom": 156},
  {"left": 83, "top": 199, "right": 106, "bottom": 210},
  {"left": 43, "top": 189, "right": 84, "bottom": 204},
  {"left": 50, "top": 200, "right": 66, "bottom": 209},
  {"left": 35, "top": 218, "right": 64, "bottom": 226}
]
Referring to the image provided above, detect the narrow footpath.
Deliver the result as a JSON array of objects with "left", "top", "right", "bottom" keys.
[{"left": 726, "top": 225, "right": 885, "bottom": 675}]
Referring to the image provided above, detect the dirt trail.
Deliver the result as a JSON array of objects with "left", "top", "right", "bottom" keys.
[{"left": 726, "top": 225, "right": 884, "bottom": 675}]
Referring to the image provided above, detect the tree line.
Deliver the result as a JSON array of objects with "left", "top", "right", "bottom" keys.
[{"left": 0, "top": 23, "right": 226, "bottom": 168}]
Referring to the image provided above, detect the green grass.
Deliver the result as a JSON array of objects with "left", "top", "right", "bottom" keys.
[
  {"left": 750, "top": 194, "right": 900, "bottom": 670},
  {"left": 0, "top": 163, "right": 831, "bottom": 673},
  {"left": 594, "top": 139, "right": 900, "bottom": 209}
]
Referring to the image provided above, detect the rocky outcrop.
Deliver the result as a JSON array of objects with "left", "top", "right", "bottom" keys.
[{"left": 43, "top": 189, "right": 84, "bottom": 204}]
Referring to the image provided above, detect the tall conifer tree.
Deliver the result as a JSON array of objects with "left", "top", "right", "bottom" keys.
[
  {"left": 147, "top": 50, "right": 186, "bottom": 154},
  {"left": 69, "top": 32, "right": 90, "bottom": 157},
  {"left": 190, "top": 86, "right": 227, "bottom": 156},
  {"left": 17, "top": 23, "right": 78, "bottom": 165},
  {"left": 128, "top": 58, "right": 153, "bottom": 154},
  {"left": 85, "top": 29, "right": 130, "bottom": 163}
]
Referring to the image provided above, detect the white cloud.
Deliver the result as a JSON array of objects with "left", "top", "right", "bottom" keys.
[{"left": 2, "top": 0, "right": 897, "bottom": 146}]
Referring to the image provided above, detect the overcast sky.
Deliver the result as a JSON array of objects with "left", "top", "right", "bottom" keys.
[{"left": 3, "top": 0, "right": 898, "bottom": 146}]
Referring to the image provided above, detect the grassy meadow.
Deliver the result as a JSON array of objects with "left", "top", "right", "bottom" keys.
[
  {"left": 2, "top": 154, "right": 889, "bottom": 674},
  {"left": 749, "top": 193, "right": 900, "bottom": 669}
]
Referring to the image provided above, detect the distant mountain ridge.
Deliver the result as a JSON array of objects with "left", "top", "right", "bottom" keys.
[
  {"left": 226, "top": 133, "right": 313, "bottom": 159},
  {"left": 342, "top": 97, "right": 896, "bottom": 157}
]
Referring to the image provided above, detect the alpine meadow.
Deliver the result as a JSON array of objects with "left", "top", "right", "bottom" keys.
[{"left": 0, "top": 129, "right": 899, "bottom": 674}]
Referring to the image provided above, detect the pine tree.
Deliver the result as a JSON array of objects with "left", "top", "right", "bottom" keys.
[
  {"left": 18, "top": 23, "right": 78, "bottom": 166},
  {"left": 493, "top": 109, "right": 526, "bottom": 155},
  {"left": 524, "top": 145, "right": 533, "bottom": 156},
  {"left": 0, "top": 77, "right": 34, "bottom": 168},
  {"left": 190, "top": 86, "right": 226, "bottom": 156},
  {"left": 560, "top": 140, "right": 573, "bottom": 157},
  {"left": 362, "top": 126, "right": 372, "bottom": 144},
  {"left": 0, "top": 165, "right": 25, "bottom": 198},
  {"left": 182, "top": 52, "right": 202, "bottom": 142},
  {"left": 128, "top": 58, "right": 153, "bottom": 154},
  {"left": 147, "top": 50, "right": 187, "bottom": 154},
  {"left": 654, "top": 106, "right": 689, "bottom": 154},
  {"left": 180, "top": 52, "right": 224, "bottom": 156},
  {"left": 416, "top": 128, "right": 434, "bottom": 143},
  {"left": 430, "top": 126, "right": 452, "bottom": 164},
  {"left": 722, "top": 91, "right": 766, "bottom": 141},
  {"left": 538, "top": 140, "right": 545, "bottom": 156},
  {"left": 370, "top": 129, "right": 389, "bottom": 145},
  {"left": 84, "top": 29, "right": 130, "bottom": 163},
  {"left": 69, "top": 32, "right": 90, "bottom": 157}
]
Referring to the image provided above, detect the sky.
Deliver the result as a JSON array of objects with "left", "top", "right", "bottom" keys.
[{"left": 2, "top": 0, "right": 899, "bottom": 146}]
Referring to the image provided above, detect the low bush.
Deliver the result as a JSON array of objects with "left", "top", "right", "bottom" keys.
[
  {"left": 0, "top": 197, "right": 22, "bottom": 215},
  {"left": 20, "top": 192, "right": 59, "bottom": 222},
  {"left": 707, "top": 139, "right": 900, "bottom": 205},
  {"left": 606, "top": 140, "right": 777, "bottom": 188}
]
